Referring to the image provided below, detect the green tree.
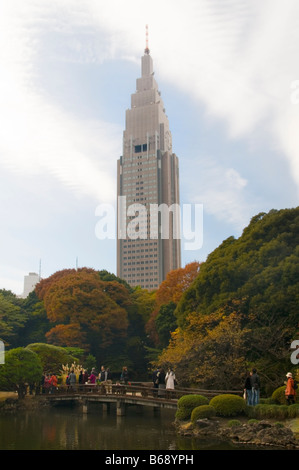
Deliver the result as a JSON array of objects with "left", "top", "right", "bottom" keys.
[
  {"left": 0, "top": 293, "right": 27, "bottom": 348},
  {"left": 19, "top": 291, "right": 51, "bottom": 346},
  {"left": 0, "top": 347, "right": 43, "bottom": 399},
  {"left": 26, "top": 343, "right": 78, "bottom": 375},
  {"left": 160, "top": 207, "right": 299, "bottom": 388},
  {"left": 155, "top": 302, "right": 177, "bottom": 348}
]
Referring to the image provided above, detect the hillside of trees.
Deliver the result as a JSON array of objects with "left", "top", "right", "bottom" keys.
[
  {"left": 0, "top": 207, "right": 298, "bottom": 389},
  {"left": 159, "top": 207, "right": 299, "bottom": 393}
]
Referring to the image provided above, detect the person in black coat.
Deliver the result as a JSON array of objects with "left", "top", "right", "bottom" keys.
[
  {"left": 244, "top": 371, "right": 252, "bottom": 405},
  {"left": 157, "top": 368, "right": 166, "bottom": 397}
]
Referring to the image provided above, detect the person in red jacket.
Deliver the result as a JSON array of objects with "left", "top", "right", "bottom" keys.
[
  {"left": 285, "top": 372, "right": 296, "bottom": 405},
  {"left": 49, "top": 374, "right": 58, "bottom": 394}
]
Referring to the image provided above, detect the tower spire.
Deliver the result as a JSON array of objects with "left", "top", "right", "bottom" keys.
[{"left": 144, "top": 24, "right": 150, "bottom": 54}]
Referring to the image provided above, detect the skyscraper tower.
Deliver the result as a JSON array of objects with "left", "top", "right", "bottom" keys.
[{"left": 117, "top": 29, "right": 181, "bottom": 289}]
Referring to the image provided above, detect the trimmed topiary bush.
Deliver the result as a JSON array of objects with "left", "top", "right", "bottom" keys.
[
  {"left": 271, "top": 386, "right": 286, "bottom": 405},
  {"left": 287, "top": 404, "right": 299, "bottom": 418},
  {"left": 260, "top": 397, "right": 275, "bottom": 405},
  {"left": 176, "top": 394, "right": 209, "bottom": 421},
  {"left": 250, "top": 404, "right": 289, "bottom": 420},
  {"left": 191, "top": 405, "right": 216, "bottom": 423},
  {"left": 209, "top": 394, "right": 246, "bottom": 417}
]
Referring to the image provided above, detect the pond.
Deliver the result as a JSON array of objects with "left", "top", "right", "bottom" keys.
[{"left": 0, "top": 402, "right": 246, "bottom": 451}]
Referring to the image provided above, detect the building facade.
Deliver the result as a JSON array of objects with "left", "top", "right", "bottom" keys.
[
  {"left": 117, "top": 44, "right": 181, "bottom": 290},
  {"left": 19, "top": 272, "right": 40, "bottom": 299}
]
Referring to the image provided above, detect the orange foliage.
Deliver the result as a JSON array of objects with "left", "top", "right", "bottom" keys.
[
  {"left": 146, "top": 262, "right": 202, "bottom": 344},
  {"left": 155, "top": 262, "right": 202, "bottom": 308},
  {"left": 35, "top": 268, "right": 96, "bottom": 300},
  {"left": 39, "top": 268, "right": 128, "bottom": 351},
  {"left": 45, "top": 323, "right": 87, "bottom": 348}
]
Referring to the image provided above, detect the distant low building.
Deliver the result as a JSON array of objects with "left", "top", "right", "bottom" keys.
[{"left": 19, "top": 272, "right": 40, "bottom": 299}]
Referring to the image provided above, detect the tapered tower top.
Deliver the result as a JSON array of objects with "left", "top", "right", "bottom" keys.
[{"left": 144, "top": 24, "right": 150, "bottom": 55}]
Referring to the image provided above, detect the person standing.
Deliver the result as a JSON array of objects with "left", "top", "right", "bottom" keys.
[
  {"left": 44, "top": 374, "right": 51, "bottom": 394},
  {"left": 244, "top": 371, "right": 252, "bottom": 405},
  {"left": 83, "top": 370, "right": 89, "bottom": 384},
  {"left": 165, "top": 368, "right": 176, "bottom": 390},
  {"left": 285, "top": 372, "right": 296, "bottom": 405},
  {"left": 250, "top": 368, "right": 260, "bottom": 406},
  {"left": 49, "top": 373, "right": 58, "bottom": 394},
  {"left": 158, "top": 368, "right": 166, "bottom": 398},
  {"left": 78, "top": 370, "right": 84, "bottom": 388},
  {"left": 69, "top": 370, "right": 76, "bottom": 390},
  {"left": 99, "top": 365, "right": 106, "bottom": 382},
  {"left": 105, "top": 368, "right": 112, "bottom": 394},
  {"left": 152, "top": 368, "right": 159, "bottom": 396},
  {"left": 88, "top": 370, "right": 96, "bottom": 384},
  {"left": 121, "top": 366, "right": 129, "bottom": 385}
]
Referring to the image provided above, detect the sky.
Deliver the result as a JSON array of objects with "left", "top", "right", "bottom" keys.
[{"left": 0, "top": 0, "right": 298, "bottom": 295}]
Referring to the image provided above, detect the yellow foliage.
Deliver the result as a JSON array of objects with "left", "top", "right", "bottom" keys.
[{"left": 60, "top": 362, "right": 84, "bottom": 384}]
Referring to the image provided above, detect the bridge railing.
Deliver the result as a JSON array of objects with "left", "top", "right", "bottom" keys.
[{"left": 43, "top": 382, "right": 242, "bottom": 400}]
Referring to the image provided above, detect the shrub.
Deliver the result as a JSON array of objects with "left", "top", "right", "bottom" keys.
[
  {"left": 0, "top": 348, "right": 43, "bottom": 399},
  {"left": 260, "top": 397, "right": 275, "bottom": 404},
  {"left": 288, "top": 404, "right": 299, "bottom": 418},
  {"left": 176, "top": 394, "right": 209, "bottom": 421},
  {"left": 209, "top": 394, "right": 246, "bottom": 417},
  {"left": 26, "top": 343, "right": 78, "bottom": 375},
  {"left": 271, "top": 386, "right": 286, "bottom": 405},
  {"left": 250, "top": 404, "right": 289, "bottom": 420},
  {"left": 191, "top": 405, "right": 216, "bottom": 423},
  {"left": 227, "top": 419, "right": 242, "bottom": 428},
  {"left": 276, "top": 405, "right": 289, "bottom": 420}
]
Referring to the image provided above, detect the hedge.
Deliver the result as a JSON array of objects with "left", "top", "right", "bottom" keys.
[
  {"left": 271, "top": 386, "right": 287, "bottom": 405},
  {"left": 176, "top": 395, "right": 209, "bottom": 421},
  {"left": 191, "top": 405, "right": 216, "bottom": 423},
  {"left": 249, "top": 403, "right": 299, "bottom": 420},
  {"left": 209, "top": 394, "right": 246, "bottom": 417}
]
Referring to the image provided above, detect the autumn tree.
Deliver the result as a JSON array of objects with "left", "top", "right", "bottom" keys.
[
  {"left": 36, "top": 269, "right": 129, "bottom": 364},
  {"left": 159, "top": 208, "right": 299, "bottom": 390},
  {"left": 145, "top": 262, "right": 201, "bottom": 346},
  {"left": 158, "top": 300, "right": 250, "bottom": 389}
]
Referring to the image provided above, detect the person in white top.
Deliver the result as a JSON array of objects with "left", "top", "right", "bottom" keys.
[{"left": 165, "top": 368, "right": 176, "bottom": 390}]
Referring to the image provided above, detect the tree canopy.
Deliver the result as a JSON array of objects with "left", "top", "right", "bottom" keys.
[
  {"left": 0, "top": 347, "right": 43, "bottom": 399},
  {"left": 36, "top": 268, "right": 129, "bottom": 354},
  {"left": 145, "top": 262, "right": 201, "bottom": 346},
  {"left": 0, "top": 208, "right": 297, "bottom": 389},
  {"left": 159, "top": 208, "right": 299, "bottom": 391}
]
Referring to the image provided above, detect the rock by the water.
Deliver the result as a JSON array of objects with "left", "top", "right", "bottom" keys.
[
  {"left": 178, "top": 418, "right": 299, "bottom": 449},
  {"left": 224, "top": 420, "right": 299, "bottom": 449}
]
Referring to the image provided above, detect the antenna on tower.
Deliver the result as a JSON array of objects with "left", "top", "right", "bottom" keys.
[{"left": 145, "top": 24, "right": 150, "bottom": 54}]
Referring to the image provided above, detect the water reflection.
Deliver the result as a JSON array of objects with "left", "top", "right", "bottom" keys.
[
  {"left": 1, "top": 403, "right": 281, "bottom": 450},
  {"left": 0, "top": 403, "right": 180, "bottom": 450}
]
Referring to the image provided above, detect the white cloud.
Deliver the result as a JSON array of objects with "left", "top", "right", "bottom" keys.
[
  {"left": 185, "top": 156, "right": 253, "bottom": 231},
  {"left": 0, "top": 0, "right": 298, "bottom": 292},
  {"left": 80, "top": 0, "right": 299, "bottom": 193},
  {"left": 0, "top": 0, "right": 120, "bottom": 204},
  {"left": 2, "top": 0, "right": 298, "bottom": 200}
]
